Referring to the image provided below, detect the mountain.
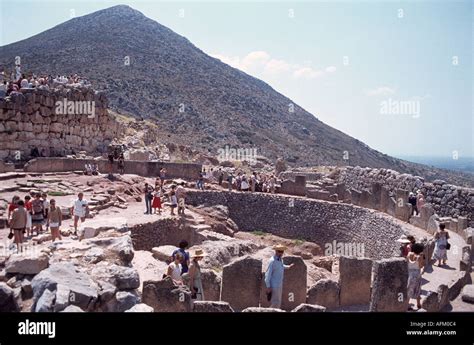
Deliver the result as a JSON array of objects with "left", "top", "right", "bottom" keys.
[{"left": 1, "top": 5, "right": 472, "bottom": 186}]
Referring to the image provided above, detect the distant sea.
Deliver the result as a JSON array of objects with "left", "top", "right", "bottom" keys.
[{"left": 396, "top": 156, "right": 474, "bottom": 174}]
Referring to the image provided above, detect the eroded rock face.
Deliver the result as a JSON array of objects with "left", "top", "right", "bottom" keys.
[
  {"left": 6, "top": 252, "right": 49, "bottom": 275},
  {"left": 306, "top": 279, "right": 340, "bottom": 309},
  {"left": 193, "top": 301, "right": 234, "bottom": 312},
  {"left": 221, "top": 256, "right": 262, "bottom": 311},
  {"left": 461, "top": 285, "right": 474, "bottom": 304},
  {"left": 142, "top": 277, "right": 192, "bottom": 312},
  {"left": 339, "top": 256, "right": 372, "bottom": 306},
  {"left": 370, "top": 258, "right": 408, "bottom": 312},
  {"left": 0, "top": 282, "right": 20, "bottom": 312},
  {"left": 291, "top": 303, "right": 326, "bottom": 312},
  {"left": 31, "top": 262, "right": 99, "bottom": 312}
]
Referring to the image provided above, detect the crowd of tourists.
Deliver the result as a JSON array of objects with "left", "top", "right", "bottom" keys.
[
  {"left": 397, "top": 223, "right": 451, "bottom": 311},
  {"left": 7, "top": 192, "right": 89, "bottom": 252},
  {"left": 0, "top": 67, "right": 91, "bottom": 98},
  {"left": 199, "top": 167, "right": 279, "bottom": 193},
  {"left": 164, "top": 239, "right": 290, "bottom": 307},
  {"left": 143, "top": 169, "right": 186, "bottom": 216}
]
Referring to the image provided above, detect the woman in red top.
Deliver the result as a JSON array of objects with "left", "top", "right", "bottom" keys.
[
  {"left": 7, "top": 195, "right": 20, "bottom": 225},
  {"left": 152, "top": 187, "right": 162, "bottom": 214}
]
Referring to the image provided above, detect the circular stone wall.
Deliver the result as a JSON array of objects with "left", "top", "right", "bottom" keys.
[{"left": 186, "top": 190, "right": 414, "bottom": 259}]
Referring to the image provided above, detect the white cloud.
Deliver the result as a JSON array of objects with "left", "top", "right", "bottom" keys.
[
  {"left": 365, "top": 86, "right": 396, "bottom": 96},
  {"left": 211, "top": 51, "right": 336, "bottom": 80}
]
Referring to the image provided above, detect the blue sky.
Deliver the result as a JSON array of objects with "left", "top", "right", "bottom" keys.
[{"left": 1, "top": 0, "right": 472, "bottom": 159}]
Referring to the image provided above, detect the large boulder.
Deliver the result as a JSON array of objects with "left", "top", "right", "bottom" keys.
[
  {"left": 151, "top": 245, "right": 176, "bottom": 262},
  {"left": 461, "top": 285, "right": 474, "bottom": 304},
  {"left": 242, "top": 307, "right": 285, "bottom": 312},
  {"left": 125, "top": 303, "right": 154, "bottom": 312},
  {"left": 291, "top": 303, "right": 326, "bottom": 312},
  {"left": 142, "top": 277, "right": 192, "bottom": 312},
  {"left": 61, "top": 305, "right": 84, "bottom": 312},
  {"left": 107, "top": 291, "right": 140, "bottom": 312},
  {"left": 86, "top": 235, "right": 134, "bottom": 265},
  {"left": 5, "top": 252, "right": 49, "bottom": 275},
  {"left": 193, "top": 301, "right": 234, "bottom": 312},
  {"left": 306, "top": 279, "right": 340, "bottom": 309},
  {"left": 201, "top": 269, "right": 222, "bottom": 302},
  {"left": 35, "top": 289, "right": 55, "bottom": 312},
  {"left": 90, "top": 264, "right": 140, "bottom": 290},
  {"left": 221, "top": 256, "right": 262, "bottom": 311},
  {"left": 370, "top": 258, "right": 408, "bottom": 312},
  {"left": 31, "top": 262, "right": 99, "bottom": 312},
  {"left": 339, "top": 256, "right": 372, "bottom": 306},
  {"left": 0, "top": 282, "right": 20, "bottom": 312}
]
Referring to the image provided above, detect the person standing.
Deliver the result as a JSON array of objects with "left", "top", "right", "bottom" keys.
[
  {"left": 250, "top": 172, "right": 257, "bottom": 192},
  {"left": 264, "top": 244, "right": 294, "bottom": 309},
  {"left": 408, "top": 192, "right": 418, "bottom": 216},
  {"left": 167, "top": 252, "right": 184, "bottom": 285},
  {"left": 227, "top": 173, "right": 234, "bottom": 192},
  {"left": 151, "top": 187, "right": 162, "bottom": 214},
  {"left": 396, "top": 235, "right": 411, "bottom": 257},
  {"left": 169, "top": 186, "right": 178, "bottom": 216},
  {"left": 42, "top": 193, "right": 50, "bottom": 232},
  {"left": 24, "top": 195, "right": 32, "bottom": 238},
  {"left": 31, "top": 193, "right": 45, "bottom": 235},
  {"left": 188, "top": 248, "right": 206, "bottom": 301},
  {"left": 144, "top": 183, "right": 153, "bottom": 215},
  {"left": 48, "top": 199, "right": 62, "bottom": 242},
  {"left": 172, "top": 240, "right": 190, "bottom": 274},
  {"left": 416, "top": 190, "right": 425, "bottom": 211},
  {"left": 118, "top": 154, "right": 125, "bottom": 175},
  {"left": 407, "top": 243, "right": 425, "bottom": 310},
  {"left": 9, "top": 200, "right": 27, "bottom": 252},
  {"left": 269, "top": 175, "right": 276, "bottom": 194},
  {"left": 432, "top": 223, "right": 450, "bottom": 266},
  {"left": 71, "top": 192, "right": 88, "bottom": 236},
  {"left": 218, "top": 168, "right": 224, "bottom": 186},
  {"left": 176, "top": 182, "right": 186, "bottom": 215},
  {"left": 159, "top": 168, "right": 167, "bottom": 187},
  {"left": 240, "top": 175, "right": 249, "bottom": 192}
]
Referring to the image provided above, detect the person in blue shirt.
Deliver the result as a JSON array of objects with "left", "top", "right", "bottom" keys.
[
  {"left": 172, "top": 240, "right": 190, "bottom": 274},
  {"left": 264, "top": 244, "right": 294, "bottom": 309}
]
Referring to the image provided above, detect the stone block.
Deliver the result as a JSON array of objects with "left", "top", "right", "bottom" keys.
[
  {"left": 370, "top": 258, "right": 408, "bottom": 312},
  {"left": 306, "top": 279, "right": 340, "bottom": 309},
  {"left": 339, "top": 256, "right": 372, "bottom": 306}
]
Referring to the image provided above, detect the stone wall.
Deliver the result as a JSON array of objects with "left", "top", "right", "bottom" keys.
[
  {"left": 23, "top": 158, "right": 202, "bottom": 180},
  {"left": 337, "top": 166, "right": 474, "bottom": 227},
  {"left": 0, "top": 87, "right": 120, "bottom": 161},
  {"left": 186, "top": 190, "right": 413, "bottom": 259}
]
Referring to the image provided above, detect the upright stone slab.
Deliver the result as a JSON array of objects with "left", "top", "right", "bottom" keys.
[
  {"left": 419, "top": 204, "right": 435, "bottom": 230},
  {"left": 427, "top": 215, "right": 440, "bottom": 235},
  {"left": 380, "top": 186, "right": 390, "bottom": 213},
  {"left": 221, "top": 256, "right": 262, "bottom": 311},
  {"left": 339, "top": 256, "right": 372, "bottom": 306},
  {"left": 336, "top": 183, "right": 346, "bottom": 201},
  {"left": 372, "top": 182, "right": 382, "bottom": 210},
  {"left": 457, "top": 217, "right": 468, "bottom": 232},
  {"left": 351, "top": 188, "right": 362, "bottom": 206},
  {"left": 387, "top": 197, "right": 397, "bottom": 218},
  {"left": 395, "top": 203, "right": 411, "bottom": 222},
  {"left": 360, "top": 190, "right": 375, "bottom": 209},
  {"left": 281, "top": 256, "right": 307, "bottom": 311},
  {"left": 370, "top": 258, "right": 408, "bottom": 312},
  {"left": 306, "top": 279, "right": 340, "bottom": 309}
]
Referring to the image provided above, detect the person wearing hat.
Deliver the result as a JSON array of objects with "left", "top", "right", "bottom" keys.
[
  {"left": 264, "top": 244, "right": 294, "bottom": 309},
  {"left": 188, "top": 248, "right": 206, "bottom": 301},
  {"left": 397, "top": 235, "right": 411, "bottom": 257}
]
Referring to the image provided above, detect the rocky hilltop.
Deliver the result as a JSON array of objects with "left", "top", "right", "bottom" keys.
[{"left": 0, "top": 5, "right": 472, "bottom": 186}]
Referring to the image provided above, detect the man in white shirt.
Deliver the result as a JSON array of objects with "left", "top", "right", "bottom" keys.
[{"left": 70, "top": 192, "right": 88, "bottom": 236}]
